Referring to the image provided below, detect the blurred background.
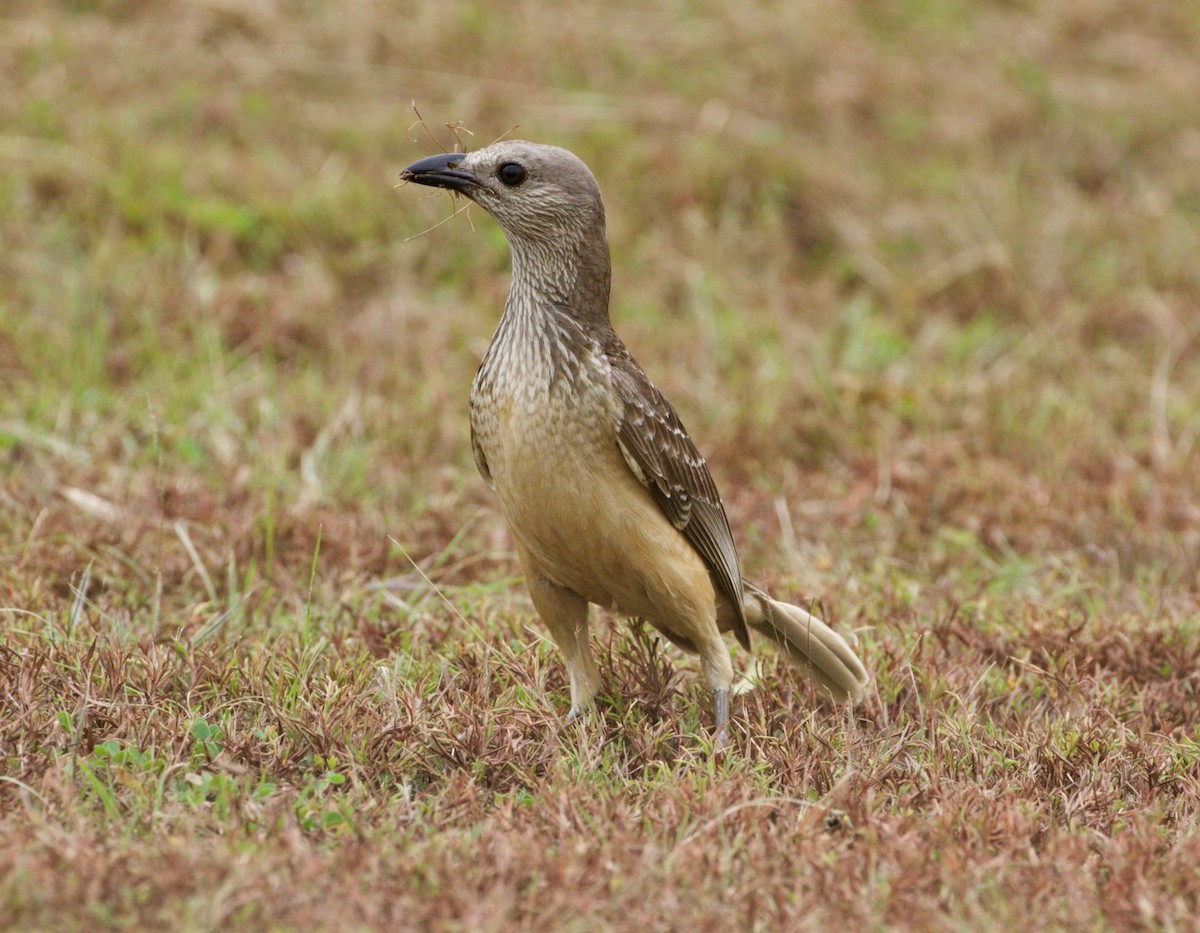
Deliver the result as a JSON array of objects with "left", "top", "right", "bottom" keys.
[
  {"left": 2, "top": 0, "right": 1198, "bottom": 622},
  {"left": 3, "top": 3, "right": 1199, "bottom": 926}
]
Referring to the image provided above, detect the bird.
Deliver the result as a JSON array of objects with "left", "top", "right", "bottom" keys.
[{"left": 400, "top": 141, "right": 869, "bottom": 743}]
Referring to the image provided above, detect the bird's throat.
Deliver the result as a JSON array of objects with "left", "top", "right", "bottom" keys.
[{"left": 507, "top": 231, "right": 612, "bottom": 329}]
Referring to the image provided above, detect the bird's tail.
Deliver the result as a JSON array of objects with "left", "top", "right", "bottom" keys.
[{"left": 742, "top": 583, "right": 869, "bottom": 702}]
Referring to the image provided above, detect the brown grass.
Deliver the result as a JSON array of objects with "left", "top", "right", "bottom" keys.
[{"left": 2, "top": 0, "right": 1198, "bottom": 929}]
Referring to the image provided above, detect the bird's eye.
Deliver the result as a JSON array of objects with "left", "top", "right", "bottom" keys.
[{"left": 497, "top": 162, "right": 527, "bottom": 187}]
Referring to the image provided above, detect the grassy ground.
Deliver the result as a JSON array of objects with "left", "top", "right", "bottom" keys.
[{"left": 3, "top": 0, "right": 1199, "bottom": 929}]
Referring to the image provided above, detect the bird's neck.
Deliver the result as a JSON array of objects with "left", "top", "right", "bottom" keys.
[
  {"left": 477, "top": 227, "right": 614, "bottom": 394},
  {"left": 504, "top": 230, "right": 612, "bottom": 335}
]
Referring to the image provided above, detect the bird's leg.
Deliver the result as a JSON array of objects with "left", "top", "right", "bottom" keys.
[
  {"left": 560, "top": 616, "right": 602, "bottom": 722},
  {"left": 541, "top": 594, "right": 600, "bottom": 720},
  {"left": 697, "top": 635, "right": 734, "bottom": 748},
  {"left": 564, "top": 643, "right": 599, "bottom": 722},
  {"left": 713, "top": 688, "right": 730, "bottom": 748},
  {"left": 518, "top": 546, "right": 601, "bottom": 722}
]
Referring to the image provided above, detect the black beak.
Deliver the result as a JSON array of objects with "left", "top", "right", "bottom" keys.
[{"left": 400, "top": 152, "right": 480, "bottom": 194}]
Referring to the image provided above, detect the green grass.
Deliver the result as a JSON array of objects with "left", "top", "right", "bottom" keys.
[{"left": 2, "top": 0, "right": 1199, "bottom": 929}]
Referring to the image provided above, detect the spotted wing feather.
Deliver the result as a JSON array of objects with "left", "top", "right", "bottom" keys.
[{"left": 606, "top": 340, "right": 750, "bottom": 649}]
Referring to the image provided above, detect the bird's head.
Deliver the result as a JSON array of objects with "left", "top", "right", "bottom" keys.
[{"left": 400, "top": 140, "right": 606, "bottom": 244}]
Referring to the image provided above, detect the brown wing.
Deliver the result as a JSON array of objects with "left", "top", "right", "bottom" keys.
[
  {"left": 469, "top": 423, "right": 492, "bottom": 486},
  {"left": 606, "top": 338, "right": 750, "bottom": 650}
]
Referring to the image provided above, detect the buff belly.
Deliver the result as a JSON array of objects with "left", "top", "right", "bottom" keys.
[{"left": 471, "top": 386, "right": 718, "bottom": 642}]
